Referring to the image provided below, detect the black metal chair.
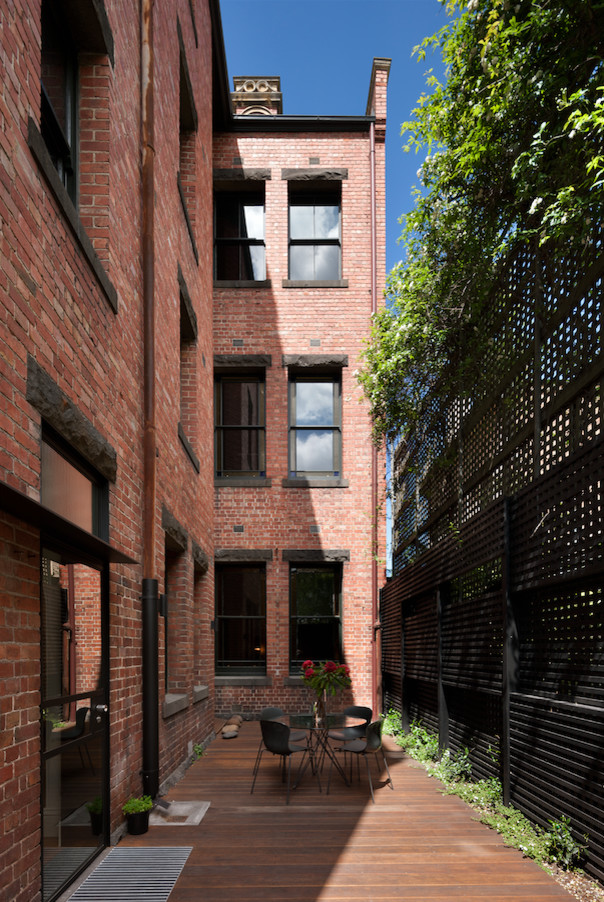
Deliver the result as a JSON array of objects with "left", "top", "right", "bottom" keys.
[
  {"left": 250, "top": 720, "right": 311, "bottom": 803},
  {"left": 252, "top": 707, "right": 307, "bottom": 778},
  {"left": 60, "top": 706, "right": 95, "bottom": 773},
  {"left": 327, "top": 719, "right": 393, "bottom": 803},
  {"left": 328, "top": 705, "right": 372, "bottom": 742}
]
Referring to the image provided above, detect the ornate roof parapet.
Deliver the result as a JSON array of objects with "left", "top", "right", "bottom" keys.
[{"left": 231, "top": 76, "right": 283, "bottom": 115}]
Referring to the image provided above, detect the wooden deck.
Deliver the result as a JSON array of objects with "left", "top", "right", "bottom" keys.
[{"left": 120, "top": 719, "right": 574, "bottom": 901}]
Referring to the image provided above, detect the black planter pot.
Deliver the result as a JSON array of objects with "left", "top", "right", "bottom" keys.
[
  {"left": 89, "top": 812, "right": 103, "bottom": 836},
  {"left": 126, "top": 811, "right": 150, "bottom": 835}
]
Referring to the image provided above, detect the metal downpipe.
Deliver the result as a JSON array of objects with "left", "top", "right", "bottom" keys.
[
  {"left": 141, "top": 0, "right": 159, "bottom": 799},
  {"left": 369, "top": 118, "right": 380, "bottom": 718}
]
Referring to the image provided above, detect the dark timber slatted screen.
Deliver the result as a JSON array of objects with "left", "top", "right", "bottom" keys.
[{"left": 381, "top": 242, "right": 604, "bottom": 883}]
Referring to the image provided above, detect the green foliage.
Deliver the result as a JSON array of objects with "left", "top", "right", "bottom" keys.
[
  {"left": 394, "top": 719, "right": 441, "bottom": 762},
  {"left": 433, "top": 746, "right": 472, "bottom": 783},
  {"left": 359, "top": 0, "right": 604, "bottom": 443},
  {"left": 193, "top": 742, "right": 206, "bottom": 760},
  {"left": 122, "top": 795, "right": 153, "bottom": 816},
  {"left": 479, "top": 801, "right": 551, "bottom": 862},
  {"left": 543, "top": 815, "right": 588, "bottom": 870},
  {"left": 383, "top": 716, "right": 589, "bottom": 872},
  {"left": 381, "top": 707, "right": 403, "bottom": 738},
  {"left": 86, "top": 796, "right": 102, "bottom": 814}
]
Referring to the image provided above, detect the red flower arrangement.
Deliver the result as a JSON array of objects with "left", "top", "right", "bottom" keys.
[{"left": 301, "top": 659, "right": 352, "bottom": 699}]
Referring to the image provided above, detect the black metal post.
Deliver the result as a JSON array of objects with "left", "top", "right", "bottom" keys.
[
  {"left": 142, "top": 577, "right": 159, "bottom": 798},
  {"left": 502, "top": 498, "right": 518, "bottom": 805}
]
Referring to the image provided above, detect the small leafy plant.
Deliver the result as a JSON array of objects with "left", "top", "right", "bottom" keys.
[
  {"left": 193, "top": 743, "right": 206, "bottom": 760},
  {"left": 543, "top": 816, "right": 587, "bottom": 870},
  {"left": 122, "top": 795, "right": 153, "bottom": 816},
  {"left": 86, "top": 796, "right": 102, "bottom": 815}
]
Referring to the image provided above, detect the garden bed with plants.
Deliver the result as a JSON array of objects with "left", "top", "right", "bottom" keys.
[{"left": 382, "top": 711, "right": 604, "bottom": 902}]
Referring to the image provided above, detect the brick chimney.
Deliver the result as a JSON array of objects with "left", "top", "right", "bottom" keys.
[{"left": 231, "top": 77, "right": 283, "bottom": 115}]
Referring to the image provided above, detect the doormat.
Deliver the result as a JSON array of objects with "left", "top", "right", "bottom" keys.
[
  {"left": 67, "top": 847, "right": 192, "bottom": 901},
  {"left": 149, "top": 800, "right": 210, "bottom": 826},
  {"left": 44, "top": 848, "right": 95, "bottom": 900}
]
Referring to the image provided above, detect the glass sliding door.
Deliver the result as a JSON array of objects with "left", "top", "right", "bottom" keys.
[{"left": 41, "top": 547, "right": 109, "bottom": 902}]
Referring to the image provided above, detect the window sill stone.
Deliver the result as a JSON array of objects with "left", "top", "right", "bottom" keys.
[
  {"left": 215, "top": 676, "right": 272, "bottom": 687},
  {"left": 282, "top": 280, "right": 348, "bottom": 289},
  {"left": 215, "top": 477, "right": 272, "bottom": 487},
  {"left": 163, "top": 692, "right": 189, "bottom": 719},
  {"left": 214, "top": 280, "right": 271, "bottom": 289},
  {"left": 282, "top": 477, "right": 349, "bottom": 488},
  {"left": 193, "top": 685, "right": 210, "bottom": 704}
]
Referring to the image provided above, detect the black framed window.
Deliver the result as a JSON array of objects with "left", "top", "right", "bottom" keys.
[
  {"left": 215, "top": 375, "right": 266, "bottom": 477},
  {"left": 289, "top": 191, "right": 341, "bottom": 280},
  {"left": 40, "top": 427, "right": 108, "bottom": 540},
  {"left": 41, "top": 0, "right": 78, "bottom": 203},
  {"left": 290, "top": 564, "right": 341, "bottom": 671},
  {"left": 215, "top": 564, "right": 266, "bottom": 674},
  {"left": 214, "top": 192, "right": 265, "bottom": 280},
  {"left": 289, "top": 376, "right": 341, "bottom": 477}
]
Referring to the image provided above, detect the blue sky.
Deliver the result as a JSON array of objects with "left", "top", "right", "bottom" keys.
[{"left": 219, "top": 0, "right": 451, "bottom": 274}]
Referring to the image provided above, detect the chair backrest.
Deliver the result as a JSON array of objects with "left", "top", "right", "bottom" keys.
[
  {"left": 260, "top": 719, "right": 291, "bottom": 756},
  {"left": 259, "top": 707, "right": 284, "bottom": 721},
  {"left": 364, "top": 719, "right": 383, "bottom": 753},
  {"left": 60, "top": 706, "right": 89, "bottom": 741}
]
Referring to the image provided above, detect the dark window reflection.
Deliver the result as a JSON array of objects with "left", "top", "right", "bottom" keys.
[
  {"left": 215, "top": 377, "right": 266, "bottom": 476},
  {"left": 215, "top": 564, "right": 266, "bottom": 673},
  {"left": 215, "top": 193, "right": 266, "bottom": 280},
  {"left": 290, "top": 565, "right": 342, "bottom": 668}
]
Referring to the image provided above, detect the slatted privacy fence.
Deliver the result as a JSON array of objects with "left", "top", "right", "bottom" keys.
[{"left": 381, "top": 241, "right": 604, "bottom": 883}]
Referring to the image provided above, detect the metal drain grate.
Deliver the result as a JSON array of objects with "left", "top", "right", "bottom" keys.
[{"left": 68, "top": 847, "right": 192, "bottom": 901}]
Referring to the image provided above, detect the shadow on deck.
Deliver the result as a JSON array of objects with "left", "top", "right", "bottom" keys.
[{"left": 106, "top": 720, "right": 574, "bottom": 900}]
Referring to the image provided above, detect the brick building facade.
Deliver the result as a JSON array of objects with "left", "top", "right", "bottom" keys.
[{"left": 0, "top": 1, "right": 388, "bottom": 899}]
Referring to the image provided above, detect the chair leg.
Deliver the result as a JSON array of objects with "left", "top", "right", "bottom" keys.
[
  {"left": 286, "top": 756, "right": 291, "bottom": 804},
  {"left": 382, "top": 750, "right": 394, "bottom": 789},
  {"left": 364, "top": 755, "right": 375, "bottom": 803},
  {"left": 250, "top": 748, "right": 265, "bottom": 794}
]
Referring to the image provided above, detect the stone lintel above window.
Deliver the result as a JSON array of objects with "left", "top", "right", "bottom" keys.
[
  {"left": 213, "top": 168, "right": 272, "bottom": 182},
  {"left": 282, "top": 354, "right": 348, "bottom": 370},
  {"left": 282, "top": 549, "right": 350, "bottom": 563},
  {"left": 178, "top": 264, "right": 198, "bottom": 341},
  {"left": 26, "top": 355, "right": 117, "bottom": 481},
  {"left": 282, "top": 168, "right": 348, "bottom": 181},
  {"left": 162, "top": 505, "right": 188, "bottom": 553},
  {"left": 214, "top": 354, "right": 271, "bottom": 371},
  {"left": 192, "top": 541, "right": 210, "bottom": 574},
  {"left": 215, "top": 548, "right": 273, "bottom": 562}
]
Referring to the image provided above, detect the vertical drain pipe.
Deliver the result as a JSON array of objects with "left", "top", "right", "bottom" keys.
[
  {"left": 369, "top": 117, "right": 380, "bottom": 719},
  {"left": 141, "top": 0, "right": 159, "bottom": 800}
]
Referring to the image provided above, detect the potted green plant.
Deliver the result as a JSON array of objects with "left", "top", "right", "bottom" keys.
[
  {"left": 122, "top": 795, "right": 153, "bottom": 835},
  {"left": 86, "top": 796, "right": 103, "bottom": 835}
]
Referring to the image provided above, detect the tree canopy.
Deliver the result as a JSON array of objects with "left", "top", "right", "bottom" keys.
[{"left": 359, "top": 0, "right": 604, "bottom": 445}]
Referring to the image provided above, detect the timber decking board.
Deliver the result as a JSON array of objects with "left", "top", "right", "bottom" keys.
[{"left": 119, "top": 720, "right": 574, "bottom": 901}]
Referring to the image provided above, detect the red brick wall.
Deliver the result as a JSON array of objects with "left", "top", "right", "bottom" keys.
[
  {"left": 0, "top": 514, "right": 42, "bottom": 902},
  {"left": 0, "top": 1, "right": 215, "bottom": 893},
  {"left": 213, "top": 66, "right": 388, "bottom": 718}
]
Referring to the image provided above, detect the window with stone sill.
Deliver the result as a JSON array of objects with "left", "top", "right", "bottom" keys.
[
  {"left": 288, "top": 189, "right": 341, "bottom": 281},
  {"left": 289, "top": 564, "right": 342, "bottom": 672},
  {"left": 214, "top": 374, "right": 266, "bottom": 477},
  {"left": 214, "top": 191, "right": 266, "bottom": 281},
  {"left": 288, "top": 376, "right": 341, "bottom": 478},
  {"left": 215, "top": 563, "right": 267, "bottom": 675}
]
